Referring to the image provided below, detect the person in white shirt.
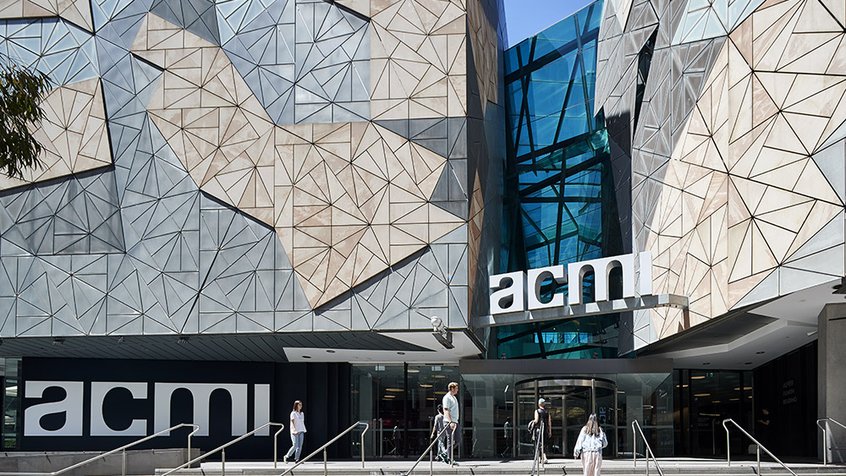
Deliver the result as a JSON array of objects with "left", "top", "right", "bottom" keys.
[
  {"left": 284, "top": 400, "right": 307, "bottom": 463},
  {"left": 573, "top": 413, "right": 607, "bottom": 476},
  {"left": 441, "top": 381, "right": 460, "bottom": 463}
]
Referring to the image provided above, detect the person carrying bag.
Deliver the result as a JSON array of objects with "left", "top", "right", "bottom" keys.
[{"left": 573, "top": 413, "right": 607, "bottom": 476}]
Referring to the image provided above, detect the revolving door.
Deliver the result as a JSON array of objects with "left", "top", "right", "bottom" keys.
[{"left": 514, "top": 377, "right": 617, "bottom": 458}]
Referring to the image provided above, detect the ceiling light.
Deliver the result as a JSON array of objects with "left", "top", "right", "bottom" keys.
[
  {"left": 693, "top": 393, "right": 711, "bottom": 397},
  {"left": 385, "top": 387, "right": 404, "bottom": 393},
  {"left": 691, "top": 375, "right": 706, "bottom": 380},
  {"left": 419, "top": 384, "right": 433, "bottom": 388}
]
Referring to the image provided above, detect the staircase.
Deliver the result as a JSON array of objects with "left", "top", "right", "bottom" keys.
[{"left": 155, "top": 459, "right": 846, "bottom": 476}]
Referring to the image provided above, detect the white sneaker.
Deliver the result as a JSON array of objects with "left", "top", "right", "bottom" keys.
[{"left": 283, "top": 456, "right": 288, "bottom": 464}]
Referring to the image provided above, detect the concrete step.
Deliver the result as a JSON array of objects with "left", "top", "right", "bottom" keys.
[
  {"left": 0, "top": 448, "right": 199, "bottom": 476},
  {"left": 152, "top": 460, "right": 846, "bottom": 476}
]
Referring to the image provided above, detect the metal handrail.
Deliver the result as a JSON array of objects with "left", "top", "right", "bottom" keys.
[
  {"left": 0, "top": 423, "right": 199, "bottom": 476},
  {"left": 530, "top": 420, "right": 546, "bottom": 476},
  {"left": 632, "top": 420, "right": 664, "bottom": 476},
  {"left": 723, "top": 418, "right": 796, "bottom": 476},
  {"left": 817, "top": 418, "right": 846, "bottom": 465},
  {"left": 161, "top": 422, "right": 286, "bottom": 476},
  {"left": 279, "top": 421, "right": 369, "bottom": 476},
  {"left": 403, "top": 424, "right": 452, "bottom": 476}
]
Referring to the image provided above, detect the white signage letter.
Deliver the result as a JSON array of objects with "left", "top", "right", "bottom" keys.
[
  {"left": 568, "top": 254, "right": 636, "bottom": 305},
  {"left": 24, "top": 381, "right": 83, "bottom": 436},
  {"left": 638, "top": 251, "right": 653, "bottom": 296},
  {"left": 90, "top": 382, "right": 148, "bottom": 436},
  {"left": 527, "top": 265, "right": 566, "bottom": 310},
  {"left": 154, "top": 383, "right": 248, "bottom": 436},
  {"left": 489, "top": 272, "right": 525, "bottom": 315},
  {"left": 254, "top": 384, "right": 271, "bottom": 436}
]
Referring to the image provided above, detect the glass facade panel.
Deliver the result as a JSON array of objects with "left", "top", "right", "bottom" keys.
[
  {"left": 496, "top": 0, "right": 624, "bottom": 360},
  {"left": 351, "top": 364, "right": 462, "bottom": 458},
  {"left": 673, "top": 370, "right": 754, "bottom": 457},
  {"left": 464, "top": 372, "right": 673, "bottom": 459}
]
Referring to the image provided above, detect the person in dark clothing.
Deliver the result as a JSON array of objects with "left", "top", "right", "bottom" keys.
[{"left": 531, "top": 398, "right": 552, "bottom": 464}]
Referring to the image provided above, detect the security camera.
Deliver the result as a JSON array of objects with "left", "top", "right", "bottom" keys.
[{"left": 430, "top": 316, "right": 453, "bottom": 349}]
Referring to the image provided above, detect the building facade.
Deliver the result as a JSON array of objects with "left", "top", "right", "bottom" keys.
[{"left": 0, "top": 0, "right": 842, "bottom": 463}]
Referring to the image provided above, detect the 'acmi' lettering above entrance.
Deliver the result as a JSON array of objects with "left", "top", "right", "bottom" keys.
[{"left": 488, "top": 252, "right": 654, "bottom": 315}]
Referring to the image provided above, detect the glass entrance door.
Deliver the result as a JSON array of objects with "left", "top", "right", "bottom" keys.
[
  {"left": 564, "top": 384, "right": 591, "bottom": 455},
  {"left": 515, "top": 377, "right": 617, "bottom": 458}
]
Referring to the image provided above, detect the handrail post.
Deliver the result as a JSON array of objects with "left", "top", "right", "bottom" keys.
[
  {"left": 825, "top": 423, "right": 829, "bottom": 465},
  {"left": 430, "top": 439, "right": 434, "bottom": 476},
  {"left": 221, "top": 448, "right": 226, "bottom": 476},
  {"left": 450, "top": 426, "right": 454, "bottom": 467},
  {"left": 188, "top": 424, "right": 199, "bottom": 467},
  {"left": 274, "top": 425, "right": 285, "bottom": 469},
  {"left": 121, "top": 449, "right": 126, "bottom": 476},
  {"left": 725, "top": 421, "right": 731, "bottom": 467},
  {"left": 632, "top": 421, "right": 637, "bottom": 468},
  {"left": 359, "top": 423, "right": 368, "bottom": 469},
  {"left": 757, "top": 444, "right": 761, "bottom": 476},
  {"left": 323, "top": 448, "right": 327, "bottom": 476}
]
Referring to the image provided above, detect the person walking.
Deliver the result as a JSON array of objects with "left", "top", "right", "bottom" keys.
[
  {"left": 284, "top": 400, "right": 306, "bottom": 463},
  {"left": 573, "top": 413, "right": 608, "bottom": 476},
  {"left": 531, "top": 398, "right": 552, "bottom": 464},
  {"left": 442, "top": 381, "right": 461, "bottom": 463},
  {"left": 501, "top": 417, "right": 512, "bottom": 458},
  {"left": 431, "top": 404, "right": 449, "bottom": 462}
]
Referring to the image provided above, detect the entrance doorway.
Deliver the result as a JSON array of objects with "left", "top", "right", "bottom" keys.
[{"left": 514, "top": 377, "right": 617, "bottom": 458}]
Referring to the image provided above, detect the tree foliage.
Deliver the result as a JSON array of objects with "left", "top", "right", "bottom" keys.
[{"left": 0, "top": 63, "right": 51, "bottom": 179}]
